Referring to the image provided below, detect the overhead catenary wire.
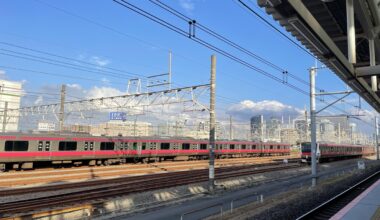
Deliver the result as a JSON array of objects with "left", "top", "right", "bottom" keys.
[
  {"left": 0, "top": 49, "right": 144, "bottom": 81},
  {"left": 2, "top": 0, "right": 372, "bottom": 129},
  {"left": 28, "top": 0, "right": 349, "bottom": 111},
  {"left": 0, "top": 42, "right": 145, "bottom": 79},
  {"left": 113, "top": 0, "right": 310, "bottom": 96},
  {"left": 30, "top": 0, "right": 359, "bottom": 114},
  {"left": 149, "top": 0, "right": 310, "bottom": 87},
  {"left": 112, "top": 0, "right": 359, "bottom": 117},
  {"left": 235, "top": 0, "right": 359, "bottom": 110}
]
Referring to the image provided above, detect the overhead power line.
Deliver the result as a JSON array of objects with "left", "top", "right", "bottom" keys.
[
  {"left": 112, "top": 0, "right": 367, "bottom": 120},
  {"left": 113, "top": 0, "right": 309, "bottom": 96}
]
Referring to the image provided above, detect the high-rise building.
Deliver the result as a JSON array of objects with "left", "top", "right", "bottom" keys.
[
  {"left": 0, "top": 79, "right": 22, "bottom": 132},
  {"left": 250, "top": 115, "right": 264, "bottom": 141},
  {"left": 266, "top": 117, "right": 281, "bottom": 141}
]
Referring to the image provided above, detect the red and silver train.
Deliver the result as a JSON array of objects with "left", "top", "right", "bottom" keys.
[
  {"left": 300, "top": 142, "right": 375, "bottom": 163},
  {"left": 0, "top": 133, "right": 291, "bottom": 171}
]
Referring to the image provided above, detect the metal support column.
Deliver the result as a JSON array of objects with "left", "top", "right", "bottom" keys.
[
  {"left": 229, "top": 115, "right": 233, "bottom": 140},
  {"left": 59, "top": 84, "right": 66, "bottom": 131},
  {"left": 369, "top": 39, "right": 377, "bottom": 91},
  {"left": 209, "top": 55, "right": 216, "bottom": 192},
  {"left": 310, "top": 68, "right": 317, "bottom": 187},
  {"left": 2, "top": 101, "right": 8, "bottom": 133},
  {"left": 376, "top": 116, "right": 379, "bottom": 160},
  {"left": 346, "top": 0, "right": 356, "bottom": 64},
  {"left": 338, "top": 123, "right": 341, "bottom": 144},
  {"left": 168, "top": 50, "right": 172, "bottom": 90}
]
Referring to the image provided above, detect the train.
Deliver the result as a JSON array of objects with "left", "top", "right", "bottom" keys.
[
  {"left": 300, "top": 142, "right": 375, "bottom": 163},
  {"left": 0, "top": 133, "right": 291, "bottom": 171}
]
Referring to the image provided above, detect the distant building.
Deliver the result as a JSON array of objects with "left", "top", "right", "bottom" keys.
[
  {"left": 280, "top": 128, "right": 298, "bottom": 144},
  {"left": 64, "top": 124, "right": 91, "bottom": 133},
  {"left": 250, "top": 115, "right": 264, "bottom": 141},
  {"left": 90, "top": 121, "right": 151, "bottom": 137},
  {"left": 266, "top": 117, "right": 281, "bottom": 141},
  {"left": 38, "top": 121, "right": 56, "bottom": 131},
  {"left": 0, "top": 79, "right": 22, "bottom": 132},
  {"left": 182, "top": 121, "right": 223, "bottom": 139}
]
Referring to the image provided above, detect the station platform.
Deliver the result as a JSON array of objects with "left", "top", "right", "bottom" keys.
[{"left": 331, "top": 178, "right": 380, "bottom": 220}]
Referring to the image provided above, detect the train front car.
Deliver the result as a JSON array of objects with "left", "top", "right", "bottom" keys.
[{"left": 300, "top": 142, "right": 311, "bottom": 163}]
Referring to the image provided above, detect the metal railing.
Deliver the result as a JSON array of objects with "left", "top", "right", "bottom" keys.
[
  {"left": 180, "top": 203, "right": 223, "bottom": 220},
  {"left": 229, "top": 193, "right": 263, "bottom": 213}
]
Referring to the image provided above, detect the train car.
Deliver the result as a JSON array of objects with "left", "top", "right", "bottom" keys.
[
  {"left": 0, "top": 133, "right": 291, "bottom": 171},
  {"left": 300, "top": 142, "right": 374, "bottom": 163}
]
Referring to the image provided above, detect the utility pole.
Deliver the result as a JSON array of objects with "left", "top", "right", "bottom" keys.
[
  {"left": 59, "top": 84, "right": 66, "bottom": 132},
  {"left": 305, "top": 109, "right": 308, "bottom": 142},
  {"left": 310, "top": 67, "right": 317, "bottom": 187},
  {"left": 134, "top": 117, "right": 137, "bottom": 137},
  {"left": 229, "top": 115, "right": 233, "bottom": 140},
  {"left": 168, "top": 50, "right": 172, "bottom": 90},
  {"left": 338, "top": 123, "right": 341, "bottom": 144},
  {"left": 376, "top": 116, "right": 379, "bottom": 160},
  {"left": 2, "top": 101, "right": 8, "bottom": 133},
  {"left": 175, "top": 121, "right": 178, "bottom": 137},
  {"left": 209, "top": 55, "right": 216, "bottom": 192}
]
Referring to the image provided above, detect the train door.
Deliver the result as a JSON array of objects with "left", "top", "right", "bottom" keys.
[{"left": 136, "top": 142, "right": 142, "bottom": 157}]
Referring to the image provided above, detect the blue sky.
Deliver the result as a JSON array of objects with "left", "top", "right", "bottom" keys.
[{"left": 0, "top": 0, "right": 375, "bottom": 129}]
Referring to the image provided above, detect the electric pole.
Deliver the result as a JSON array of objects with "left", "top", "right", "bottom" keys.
[
  {"left": 376, "top": 116, "right": 379, "bottom": 160},
  {"left": 209, "top": 55, "right": 216, "bottom": 192},
  {"left": 310, "top": 67, "right": 317, "bottom": 187},
  {"left": 59, "top": 84, "right": 66, "bottom": 132},
  {"left": 229, "top": 115, "right": 233, "bottom": 140},
  {"left": 2, "top": 101, "right": 8, "bottom": 133}
]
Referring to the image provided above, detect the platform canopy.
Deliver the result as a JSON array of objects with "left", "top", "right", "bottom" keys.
[{"left": 258, "top": 0, "right": 380, "bottom": 112}]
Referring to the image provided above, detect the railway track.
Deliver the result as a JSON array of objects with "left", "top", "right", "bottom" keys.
[
  {"left": 296, "top": 170, "right": 380, "bottom": 220},
  {"left": 0, "top": 155, "right": 299, "bottom": 187},
  {"left": 0, "top": 163, "right": 301, "bottom": 217}
]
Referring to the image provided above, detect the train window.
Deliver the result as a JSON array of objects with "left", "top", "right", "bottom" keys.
[
  {"left": 84, "top": 142, "right": 88, "bottom": 151},
  {"left": 270, "top": 145, "right": 273, "bottom": 149},
  {"left": 150, "top": 142, "right": 156, "bottom": 149},
  {"left": 133, "top": 142, "right": 138, "bottom": 150},
  {"left": 182, "top": 143, "right": 190, "bottom": 150},
  {"left": 59, "top": 141, "right": 77, "bottom": 151},
  {"left": 242, "top": 145, "right": 246, "bottom": 149},
  {"left": 90, "top": 142, "right": 94, "bottom": 150},
  {"left": 119, "top": 143, "right": 123, "bottom": 150},
  {"left": 142, "top": 143, "right": 146, "bottom": 150},
  {"left": 160, "top": 143, "right": 170, "bottom": 150},
  {"left": 200, "top": 144, "right": 207, "bottom": 150},
  {"left": 124, "top": 142, "right": 129, "bottom": 150},
  {"left": 252, "top": 145, "right": 256, "bottom": 149},
  {"left": 5, "top": 141, "right": 29, "bottom": 151},
  {"left": 38, "top": 141, "right": 43, "bottom": 151},
  {"left": 45, "top": 141, "right": 50, "bottom": 151},
  {"left": 100, "top": 142, "right": 115, "bottom": 150},
  {"left": 230, "top": 144, "right": 235, "bottom": 149}
]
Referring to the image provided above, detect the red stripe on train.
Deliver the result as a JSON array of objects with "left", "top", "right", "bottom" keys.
[{"left": 0, "top": 149, "right": 290, "bottom": 157}]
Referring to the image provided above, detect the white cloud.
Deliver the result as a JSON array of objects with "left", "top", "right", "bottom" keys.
[
  {"left": 90, "top": 56, "right": 110, "bottom": 67},
  {"left": 86, "top": 86, "right": 124, "bottom": 99},
  {"left": 34, "top": 95, "right": 43, "bottom": 105},
  {"left": 226, "top": 100, "right": 303, "bottom": 121},
  {"left": 77, "top": 54, "right": 111, "bottom": 67},
  {"left": 101, "top": 77, "right": 110, "bottom": 85},
  {"left": 67, "top": 83, "right": 82, "bottom": 90},
  {"left": 179, "top": 0, "right": 195, "bottom": 14}
]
